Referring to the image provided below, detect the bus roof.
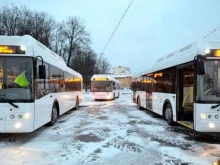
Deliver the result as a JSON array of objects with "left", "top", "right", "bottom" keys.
[
  {"left": 133, "top": 39, "right": 220, "bottom": 78},
  {"left": 91, "top": 74, "right": 120, "bottom": 83},
  {"left": 0, "top": 35, "right": 82, "bottom": 78}
]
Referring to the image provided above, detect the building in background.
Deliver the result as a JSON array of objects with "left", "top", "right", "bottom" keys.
[{"left": 112, "top": 66, "right": 132, "bottom": 89}]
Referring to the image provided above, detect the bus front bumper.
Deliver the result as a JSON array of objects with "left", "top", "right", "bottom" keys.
[
  {"left": 91, "top": 92, "right": 113, "bottom": 100},
  {"left": 0, "top": 120, "right": 34, "bottom": 133},
  {"left": 195, "top": 120, "right": 220, "bottom": 132}
]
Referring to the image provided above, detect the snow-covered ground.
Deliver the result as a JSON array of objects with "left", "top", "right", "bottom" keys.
[{"left": 0, "top": 92, "right": 220, "bottom": 165}]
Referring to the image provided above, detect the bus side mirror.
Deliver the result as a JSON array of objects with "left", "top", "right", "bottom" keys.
[
  {"left": 39, "top": 65, "right": 46, "bottom": 79},
  {"left": 197, "top": 55, "right": 206, "bottom": 75}
]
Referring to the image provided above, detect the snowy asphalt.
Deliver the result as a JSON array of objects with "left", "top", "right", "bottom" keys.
[{"left": 0, "top": 92, "right": 220, "bottom": 165}]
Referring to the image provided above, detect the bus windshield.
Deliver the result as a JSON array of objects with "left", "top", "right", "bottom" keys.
[
  {"left": 91, "top": 81, "right": 112, "bottom": 92},
  {"left": 197, "top": 60, "right": 220, "bottom": 102},
  {"left": 0, "top": 57, "right": 33, "bottom": 101}
]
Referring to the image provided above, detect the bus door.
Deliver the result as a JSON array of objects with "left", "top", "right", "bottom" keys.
[{"left": 177, "top": 64, "right": 194, "bottom": 129}]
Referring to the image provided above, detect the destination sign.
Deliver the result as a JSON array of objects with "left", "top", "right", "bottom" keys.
[{"left": 0, "top": 46, "right": 25, "bottom": 54}]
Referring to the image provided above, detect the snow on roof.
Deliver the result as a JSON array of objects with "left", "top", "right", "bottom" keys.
[
  {"left": 0, "top": 35, "right": 82, "bottom": 78},
  {"left": 119, "top": 70, "right": 131, "bottom": 74},
  {"left": 113, "top": 74, "right": 132, "bottom": 78},
  {"left": 91, "top": 74, "right": 120, "bottom": 83},
  {"left": 133, "top": 39, "right": 220, "bottom": 78}
]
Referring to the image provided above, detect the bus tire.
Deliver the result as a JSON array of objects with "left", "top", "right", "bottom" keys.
[
  {"left": 137, "top": 97, "right": 142, "bottom": 110},
  {"left": 48, "top": 103, "right": 58, "bottom": 126},
  {"left": 73, "top": 97, "right": 79, "bottom": 110},
  {"left": 164, "top": 104, "right": 174, "bottom": 126},
  {"left": 117, "top": 92, "right": 120, "bottom": 98}
]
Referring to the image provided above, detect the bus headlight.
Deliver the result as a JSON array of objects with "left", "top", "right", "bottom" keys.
[
  {"left": 215, "top": 114, "right": 219, "bottom": 119},
  {"left": 200, "top": 114, "right": 206, "bottom": 119},
  {"left": 209, "top": 123, "right": 215, "bottom": 128},
  {"left": 208, "top": 115, "right": 212, "bottom": 119},
  {"left": 15, "top": 123, "right": 22, "bottom": 129},
  {"left": 18, "top": 114, "right": 22, "bottom": 119},
  {"left": 20, "top": 45, "right": 26, "bottom": 51},
  {"left": 10, "top": 114, "right": 15, "bottom": 119},
  {"left": 205, "top": 49, "right": 210, "bottom": 54},
  {"left": 24, "top": 113, "right": 31, "bottom": 119}
]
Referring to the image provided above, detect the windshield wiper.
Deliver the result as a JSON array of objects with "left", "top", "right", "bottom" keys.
[
  {"left": 211, "top": 104, "right": 220, "bottom": 109},
  {"left": 0, "top": 96, "right": 19, "bottom": 108}
]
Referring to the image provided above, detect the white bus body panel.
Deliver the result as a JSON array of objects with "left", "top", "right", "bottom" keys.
[
  {"left": 34, "top": 95, "right": 54, "bottom": 130},
  {"left": 132, "top": 39, "right": 220, "bottom": 132},
  {"left": 152, "top": 92, "right": 177, "bottom": 121},
  {"left": 62, "top": 91, "right": 83, "bottom": 112},
  {"left": 34, "top": 91, "right": 83, "bottom": 130},
  {"left": 91, "top": 92, "right": 114, "bottom": 100},
  {"left": 0, "top": 90, "right": 83, "bottom": 133},
  {"left": 91, "top": 74, "right": 120, "bottom": 100},
  {"left": 0, "top": 35, "right": 83, "bottom": 133},
  {"left": 135, "top": 91, "right": 146, "bottom": 108},
  {"left": 0, "top": 103, "right": 35, "bottom": 133},
  {"left": 195, "top": 103, "right": 220, "bottom": 132},
  {"left": 133, "top": 40, "right": 220, "bottom": 79},
  {"left": 134, "top": 91, "right": 177, "bottom": 121},
  {"left": 91, "top": 91, "right": 120, "bottom": 100}
]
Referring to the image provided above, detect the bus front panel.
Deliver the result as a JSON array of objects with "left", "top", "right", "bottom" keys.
[{"left": 0, "top": 103, "right": 35, "bottom": 133}]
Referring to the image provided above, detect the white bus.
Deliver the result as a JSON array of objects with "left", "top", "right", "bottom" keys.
[
  {"left": 0, "top": 35, "right": 83, "bottom": 133},
  {"left": 90, "top": 74, "right": 120, "bottom": 100},
  {"left": 132, "top": 39, "right": 220, "bottom": 132}
]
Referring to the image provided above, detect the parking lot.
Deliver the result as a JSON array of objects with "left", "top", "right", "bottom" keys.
[{"left": 0, "top": 92, "right": 220, "bottom": 165}]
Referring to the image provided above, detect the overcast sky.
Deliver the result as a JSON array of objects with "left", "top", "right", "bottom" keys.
[{"left": 1, "top": 0, "right": 220, "bottom": 74}]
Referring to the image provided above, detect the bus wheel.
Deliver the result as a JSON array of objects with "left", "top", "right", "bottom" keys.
[
  {"left": 165, "top": 104, "right": 174, "bottom": 126},
  {"left": 73, "top": 97, "right": 79, "bottom": 110},
  {"left": 137, "top": 97, "right": 142, "bottom": 110},
  {"left": 48, "top": 104, "right": 58, "bottom": 126},
  {"left": 118, "top": 92, "right": 120, "bottom": 98}
]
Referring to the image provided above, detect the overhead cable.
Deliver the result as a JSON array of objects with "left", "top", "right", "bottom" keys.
[{"left": 100, "top": 0, "right": 135, "bottom": 56}]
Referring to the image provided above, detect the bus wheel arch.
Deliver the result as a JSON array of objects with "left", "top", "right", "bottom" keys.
[
  {"left": 54, "top": 100, "right": 60, "bottom": 116},
  {"left": 163, "top": 100, "right": 174, "bottom": 126},
  {"left": 137, "top": 96, "right": 142, "bottom": 110},
  {"left": 73, "top": 96, "right": 79, "bottom": 110},
  {"left": 47, "top": 100, "right": 59, "bottom": 126},
  {"left": 136, "top": 95, "right": 139, "bottom": 104}
]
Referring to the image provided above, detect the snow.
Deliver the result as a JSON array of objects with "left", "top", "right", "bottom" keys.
[{"left": 0, "top": 92, "right": 220, "bottom": 165}]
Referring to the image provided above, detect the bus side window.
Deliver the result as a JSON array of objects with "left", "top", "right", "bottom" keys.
[
  {"left": 36, "top": 61, "right": 49, "bottom": 99},
  {"left": 112, "top": 82, "right": 115, "bottom": 90}
]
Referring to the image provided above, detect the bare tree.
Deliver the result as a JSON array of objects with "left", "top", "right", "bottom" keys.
[
  {"left": 94, "top": 53, "right": 111, "bottom": 74},
  {"left": 60, "top": 16, "right": 91, "bottom": 66},
  {"left": 0, "top": 4, "right": 112, "bottom": 90},
  {"left": 16, "top": 6, "right": 32, "bottom": 35},
  {"left": 83, "top": 49, "right": 97, "bottom": 91},
  {"left": 51, "top": 24, "right": 67, "bottom": 60},
  {"left": 96, "top": 56, "right": 111, "bottom": 74},
  {"left": 0, "top": 5, "right": 55, "bottom": 47},
  {"left": 18, "top": 10, "right": 55, "bottom": 47},
  {"left": 0, "top": 4, "right": 21, "bottom": 35},
  {"left": 70, "top": 47, "right": 97, "bottom": 91}
]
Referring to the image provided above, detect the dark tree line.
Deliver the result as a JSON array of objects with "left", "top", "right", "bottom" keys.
[{"left": 0, "top": 4, "right": 110, "bottom": 91}]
